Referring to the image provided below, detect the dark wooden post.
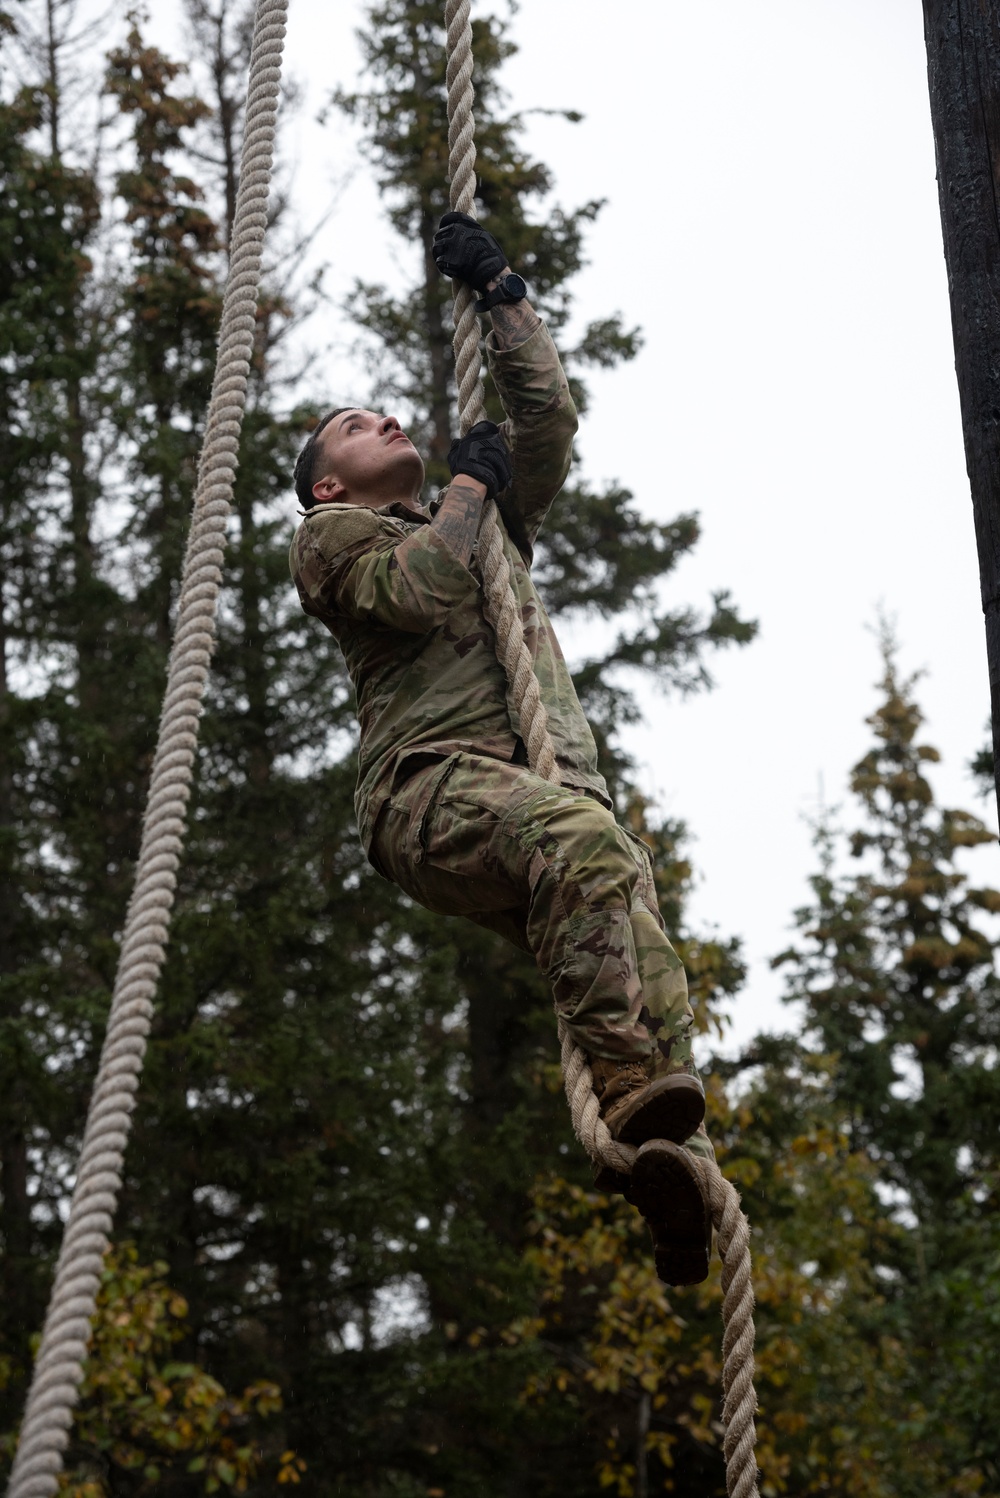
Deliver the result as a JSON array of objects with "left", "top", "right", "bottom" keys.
[{"left": 922, "top": 1, "right": 1000, "bottom": 820}]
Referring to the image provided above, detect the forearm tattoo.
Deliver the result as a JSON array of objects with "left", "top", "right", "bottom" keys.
[
  {"left": 489, "top": 298, "right": 540, "bottom": 350},
  {"left": 483, "top": 265, "right": 540, "bottom": 349},
  {"left": 433, "top": 482, "right": 485, "bottom": 566}
]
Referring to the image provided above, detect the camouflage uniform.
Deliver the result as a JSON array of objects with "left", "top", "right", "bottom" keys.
[{"left": 290, "top": 323, "right": 709, "bottom": 1158}]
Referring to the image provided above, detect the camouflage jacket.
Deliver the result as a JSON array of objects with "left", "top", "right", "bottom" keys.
[{"left": 289, "top": 322, "right": 611, "bottom": 851}]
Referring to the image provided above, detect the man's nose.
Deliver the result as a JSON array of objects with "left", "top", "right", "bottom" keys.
[{"left": 379, "top": 415, "right": 401, "bottom": 435}]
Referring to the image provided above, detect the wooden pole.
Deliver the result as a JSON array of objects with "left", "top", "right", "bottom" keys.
[{"left": 922, "top": 1, "right": 1000, "bottom": 821}]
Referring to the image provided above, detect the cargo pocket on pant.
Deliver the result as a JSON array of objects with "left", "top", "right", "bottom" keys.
[
  {"left": 622, "top": 826, "right": 666, "bottom": 932},
  {"left": 366, "top": 806, "right": 394, "bottom": 881},
  {"left": 396, "top": 752, "right": 461, "bottom": 865}
]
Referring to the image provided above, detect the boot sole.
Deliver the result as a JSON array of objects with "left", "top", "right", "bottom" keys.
[
  {"left": 610, "top": 1073, "right": 706, "bottom": 1147},
  {"left": 591, "top": 1162, "right": 634, "bottom": 1198},
  {"left": 629, "top": 1139, "right": 712, "bottom": 1286}
]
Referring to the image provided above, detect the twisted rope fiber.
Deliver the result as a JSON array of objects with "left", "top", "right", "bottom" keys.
[
  {"left": 442, "top": 5, "right": 759, "bottom": 1493},
  {"left": 6, "top": 4, "right": 288, "bottom": 1493},
  {"left": 444, "top": 0, "right": 556, "bottom": 784}
]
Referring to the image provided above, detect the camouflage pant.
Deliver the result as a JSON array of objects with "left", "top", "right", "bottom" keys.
[{"left": 370, "top": 752, "right": 700, "bottom": 1081}]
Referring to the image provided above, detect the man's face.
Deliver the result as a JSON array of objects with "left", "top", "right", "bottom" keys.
[{"left": 312, "top": 409, "right": 424, "bottom": 505}]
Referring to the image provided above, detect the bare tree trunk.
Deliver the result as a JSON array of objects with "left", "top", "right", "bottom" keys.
[
  {"left": 922, "top": 1, "right": 1000, "bottom": 820},
  {"left": 44, "top": 0, "right": 61, "bottom": 156}
]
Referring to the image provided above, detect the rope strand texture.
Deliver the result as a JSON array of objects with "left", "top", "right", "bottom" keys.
[
  {"left": 443, "top": 0, "right": 557, "bottom": 783},
  {"left": 6, "top": 4, "right": 287, "bottom": 1492},
  {"left": 443, "top": 5, "right": 758, "bottom": 1493}
]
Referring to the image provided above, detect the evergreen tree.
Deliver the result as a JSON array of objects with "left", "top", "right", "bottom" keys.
[
  {"left": 0, "top": 12, "right": 106, "bottom": 1395},
  {"left": 776, "top": 637, "right": 1000, "bottom": 1241},
  {"left": 768, "top": 636, "right": 1000, "bottom": 1491}
]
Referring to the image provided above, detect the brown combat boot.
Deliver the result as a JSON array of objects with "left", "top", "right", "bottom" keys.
[
  {"left": 589, "top": 1055, "right": 706, "bottom": 1148},
  {"left": 628, "top": 1138, "right": 713, "bottom": 1286}
]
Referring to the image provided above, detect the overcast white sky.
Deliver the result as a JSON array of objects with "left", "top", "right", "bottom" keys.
[{"left": 159, "top": 0, "right": 1000, "bottom": 1049}]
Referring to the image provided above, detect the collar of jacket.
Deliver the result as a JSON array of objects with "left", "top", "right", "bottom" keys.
[{"left": 297, "top": 497, "right": 433, "bottom": 523}]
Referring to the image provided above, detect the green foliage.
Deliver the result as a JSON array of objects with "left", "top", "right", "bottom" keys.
[
  {"left": 0, "top": 49, "right": 105, "bottom": 1379},
  {"left": 501, "top": 1073, "right": 911, "bottom": 1497},
  {"left": 775, "top": 636, "right": 1000, "bottom": 1225},
  {"left": 105, "top": 23, "right": 221, "bottom": 643},
  {"left": 969, "top": 728, "right": 994, "bottom": 801},
  {"left": 52, "top": 1245, "right": 290, "bottom": 1495},
  {"left": 500, "top": 648, "right": 1000, "bottom": 1496},
  {"left": 764, "top": 637, "right": 1000, "bottom": 1491}
]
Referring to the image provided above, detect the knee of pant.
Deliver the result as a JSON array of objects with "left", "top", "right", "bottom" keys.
[{"left": 533, "top": 802, "right": 639, "bottom": 909}]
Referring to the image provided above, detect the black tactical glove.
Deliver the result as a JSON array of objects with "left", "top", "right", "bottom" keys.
[
  {"left": 432, "top": 211, "right": 507, "bottom": 291},
  {"left": 447, "top": 420, "right": 513, "bottom": 499}
]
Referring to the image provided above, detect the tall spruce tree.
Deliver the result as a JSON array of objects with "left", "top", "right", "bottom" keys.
[
  {"left": 0, "top": 6, "right": 107, "bottom": 1396},
  {"left": 775, "top": 639, "right": 1000, "bottom": 1239},
  {"left": 768, "top": 637, "right": 1000, "bottom": 1492}
]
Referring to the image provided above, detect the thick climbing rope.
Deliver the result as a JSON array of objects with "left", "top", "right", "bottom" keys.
[
  {"left": 442, "top": 3, "right": 760, "bottom": 1493},
  {"left": 6, "top": 3, "right": 288, "bottom": 1493}
]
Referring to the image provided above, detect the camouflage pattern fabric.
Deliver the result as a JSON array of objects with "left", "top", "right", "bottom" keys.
[
  {"left": 290, "top": 321, "right": 712, "bottom": 1160},
  {"left": 289, "top": 323, "right": 610, "bottom": 852},
  {"left": 371, "top": 752, "right": 712, "bottom": 1160}
]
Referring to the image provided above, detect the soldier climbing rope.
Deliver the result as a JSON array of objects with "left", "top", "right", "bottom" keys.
[{"left": 6, "top": 4, "right": 760, "bottom": 1495}]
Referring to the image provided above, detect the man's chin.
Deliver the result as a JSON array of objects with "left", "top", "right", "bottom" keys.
[{"left": 392, "top": 446, "right": 425, "bottom": 488}]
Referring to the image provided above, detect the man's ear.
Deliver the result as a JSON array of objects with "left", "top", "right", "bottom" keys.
[{"left": 312, "top": 472, "right": 346, "bottom": 504}]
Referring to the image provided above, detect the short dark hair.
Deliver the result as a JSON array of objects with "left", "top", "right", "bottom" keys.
[{"left": 293, "top": 407, "right": 354, "bottom": 509}]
